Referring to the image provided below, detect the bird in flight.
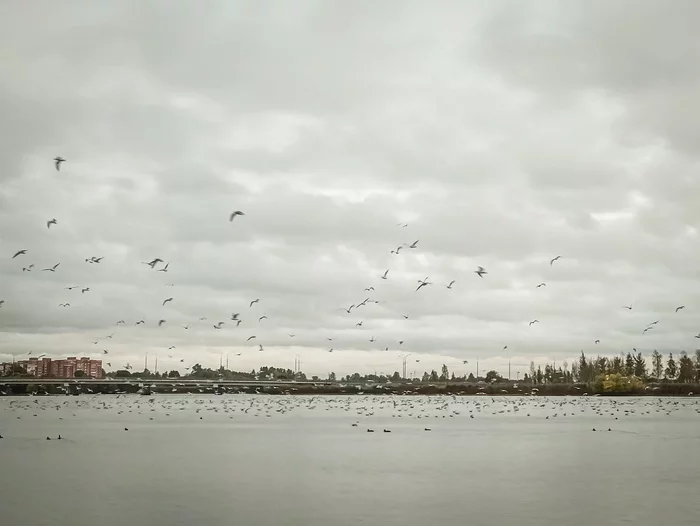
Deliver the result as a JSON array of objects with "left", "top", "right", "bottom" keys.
[
  {"left": 183, "top": 325, "right": 190, "bottom": 330},
  {"left": 536, "top": 283, "right": 546, "bottom": 288},
  {"left": 81, "top": 287, "right": 90, "bottom": 293},
  {"left": 381, "top": 269, "right": 389, "bottom": 280},
  {"left": 250, "top": 298, "right": 259, "bottom": 307},
  {"left": 157, "top": 263, "right": 169, "bottom": 273},
  {"left": 47, "top": 218, "right": 57, "bottom": 229},
  {"left": 229, "top": 211, "right": 245, "bottom": 222},
  {"left": 390, "top": 246, "right": 403, "bottom": 255},
  {"left": 12, "top": 249, "right": 27, "bottom": 258},
  {"left": 54, "top": 157, "right": 65, "bottom": 170},
  {"left": 595, "top": 339, "right": 600, "bottom": 344},
  {"left": 59, "top": 303, "right": 70, "bottom": 307},
  {"left": 676, "top": 305, "right": 685, "bottom": 312},
  {"left": 529, "top": 320, "right": 539, "bottom": 326},
  {"left": 135, "top": 320, "right": 144, "bottom": 325},
  {"left": 364, "top": 287, "right": 375, "bottom": 292},
  {"left": 649, "top": 320, "right": 659, "bottom": 325},
  {"left": 694, "top": 333, "right": 700, "bottom": 339},
  {"left": 550, "top": 255, "right": 562, "bottom": 266},
  {"left": 143, "top": 258, "right": 163, "bottom": 268},
  {"left": 408, "top": 240, "right": 419, "bottom": 249},
  {"left": 22, "top": 265, "right": 34, "bottom": 272},
  {"left": 355, "top": 321, "right": 363, "bottom": 327},
  {"left": 258, "top": 344, "right": 264, "bottom": 352},
  {"left": 158, "top": 320, "right": 167, "bottom": 327},
  {"left": 446, "top": 280, "right": 456, "bottom": 289},
  {"left": 463, "top": 360, "right": 468, "bottom": 365},
  {"left": 231, "top": 313, "right": 240, "bottom": 321},
  {"left": 116, "top": 320, "right": 125, "bottom": 325},
  {"left": 288, "top": 334, "right": 295, "bottom": 338},
  {"left": 474, "top": 266, "right": 487, "bottom": 278},
  {"left": 259, "top": 315, "right": 267, "bottom": 322},
  {"left": 369, "top": 336, "right": 376, "bottom": 343},
  {"left": 622, "top": 304, "right": 632, "bottom": 310},
  {"left": 86, "top": 256, "right": 104, "bottom": 264},
  {"left": 162, "top": 297, "right": 173, "bottom": 306},
  {"left": 0, "top": 300, "right": 5, "bottom": 308},
  {"left": 396, "top": 223, "right": 408, "bottom": 228},
  {"left": 213, "top": 322, "right": 225, "bottom": 329},
  {"left": 103, "top": 349, "right": 109, "bottom": 354},
  {"left": 65, "top": 285, "right": 78, "bottom": 290},
  {"left": 42, "top": 263, "right": 60, "bottom": 272},
  {"left": 236, "top": 319, "right": 242, "bottom": 327},
  {"left": 342, "top": 305, "right": 355, "bottom": 314},
  {"left": 246, "top": 336, "right": 256, "bottom": 341},
  {"left": 416, "top": 277, "right": 432, "bottom": 292},
  {"left": 643, "top": 327, "right": 653, "bottom": 334}
]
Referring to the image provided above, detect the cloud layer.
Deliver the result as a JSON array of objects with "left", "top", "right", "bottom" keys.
[{"left": 2, "top": 1, "right": 700, "bottom": 377}]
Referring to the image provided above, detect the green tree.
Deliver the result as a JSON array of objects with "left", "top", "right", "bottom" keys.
[
  {"left": 624, "top": 353, "right": 634, "bottom": 376},
  {"left": 485, "top": 370, "right": 502, "bottom": 383},
  {"left": 421, "top": 372, "right": 430, "bottom": 382},
  {"left": 440, "top": 364, "right": 449, "bottom": 381},
  {"left": 665, "top": 353, "right": 678, "bottom": 380},
  {"left": 651, "top": 350, "right": 663, "bottom": 380},
  {"left": 678, "top": 352, "right": 694, "bottom": 383},
  {"left": 536, "top": 366, "right": 543, "bottom": 385},
  {"left": 694, "top": 350, "right": 700, "bottom": 382},
  {"left": 167, "top": 370, "right": 180, "bottom": 378},
  {"left": 467, "top": 372, "right": 476, "bottom": 382},
  {"left": 429, "top": 370, "right": 439, "bottom": 382},
  {"left": 633, "top": 352, "right": 647, "bottom": 378},
  {"left": 598, "top": 373, "right": 644, "bottom": 393},
  {"left": 390, "top": 371, "right": 401, "bottom": 382},
  {"left": 114, "top": 369, "right": 131, "bottom": 378}
]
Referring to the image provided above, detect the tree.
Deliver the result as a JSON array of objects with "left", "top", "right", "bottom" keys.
[
  {"left": 665, "top": 353, "right": 678, "bottom": 381},
  {"left": 429, "top": 370, "right": 439, "bottom": 382},
  {"left": 485, "top": 370, "right": 502, "bottom": 383},
  {"left": 694, "top": 350, "right": 700, "bottom": 382},
  {"left": 536, "top": 366, "right": 543, "bottom": 385},
  {"left": 678, "top": 352, "right": 694, "bottom": 383},
  {"left": 625, "top": 353, "right": 635, "bottom": 376},
  {"left": 73, "top": 370, "right": 85, "bottom": 378},
  {"left": 651, "top": 350, "right": 663, "bottom": 380},
  {"left": 390, "top": 371, "right": 401, "bottom": 382},
  {"left": 529, "top": 361, "right": 536, "bottom": 381},
  {"left": 191, "top": 364, "right": 203, "bottom": 374},
  {"left": 440, "top": 364, "right": 449, "bottom": 381},
  {"left": 328, "top": 372, "right": 336, "bottom": 382},
  {"left": 114, "top": 369, "right": 131, "bottom": 378},
  {"left": 598, "top": 373, "right": 644, "bottom": 393},
  {"left": 167, "top": 370, "right": 180, "bottom": 378},
  {"left": 466, "top": 373, "right": 476, "bottom": 382},
  {"left": 633, "top": 352, "right": 647, "bottom": 379},
  {"left": 421, "top": 372, "right": 430, "bottom": 383}
]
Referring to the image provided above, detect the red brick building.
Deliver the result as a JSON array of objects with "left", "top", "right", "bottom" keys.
[{"left": 1, "top": 357, "right": 103, "bottom": 378}]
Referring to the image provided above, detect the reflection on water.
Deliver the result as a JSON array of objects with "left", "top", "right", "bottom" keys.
[{"left": 1, "top": 395, "right": 698, "bottom": 526}]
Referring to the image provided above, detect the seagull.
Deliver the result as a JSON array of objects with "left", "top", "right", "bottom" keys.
[
  {"left": 258, "top": 344, "right": 264, "bottom": 352},
  {"left": 229, "top": 211, "right": 245, "bottom": 222},
  {"left": 694, "top": 334, "right": 700, "bottom": 339},
  {"left": 595, "top": 339, "right": 600, "bottom": 344},
  {"left": 328, "top": 348, "right": 333, "bottom": 353},
  {"left": 42, "top": 263, "right": 60, "bottom": 272},
  {"left": 463, "top": 360, "right": 468, "bottom": 365},
  {"left": 12, "top": 250, "right": 27, "bottom": 258},
  {"left": 369, "top": 337, "right": 376, "bottom": 343},
  {"left": 381, "top": 269, "right": 389, "bottom": 280},
  {"left": 364, "top": 287, "right": 375, "bottom": 292},
  {"left": 106, "top": 333, "right": 114, "bottom": 339},
  {"left": 249, "top": 299, "right": 259, "bottom": 307},
  {"left": 408, "top": 240, "right": 419, "bottom": 249},
  {"left": 529, "top": 320, "right": 539, "bottom": 326},
  {"left": 550, "top": 255, "right": 562, "bottom": 266},
  {"left": 402, "top": 314, "right": 409, "bottom": 319},
  {"left": 168, "top": 346, "right": 175, "bottom": 350},
  {"left": 246, "top": 336, "right": 256, "bottom": 341},
  {"left": 22, "top": 265, "right": 33, "bottom": 272},
  {"left": 54, "top": 157, "right": 65, "bottom": 170},
  {"left": 47, "top": 218, "right": 57, "bottom": 229},
  {"left": 0, "top": 300, "right": 4, "bottom": 307},
  {"left": 355, "top": 321, "right": 363, "bottom": 327},
  {"left": 503, "top": 345, "right": 507, "bottom": 350},
  {"left": 398, "top": 340, "right": 404, "bottom": 345},
  {"left": 342, "top": 305, "right": 355, "bottom": 314},
  {"left": 162, "top": 297, "right": 173, "bottom": 306},
  {"left": 446, "top": 280, "right": 456, "bottom": 289},
  {"left": 258, "top": 315, "right": 267, "bottom": 322},
  {"left": 143, "top": 258, "right": 163, "bottom": 268},
  {"left": 157, "top": 263, "right": 169, "bottom": 272},
  {"left": 236, "top": 319, "right": 242, "bottom": 327},
  {"left": 158, "top": 320, "right": 167, "bottom": 327},
  {"left": 81, "top": 287, "right": 90, "bottom": 293},
  {"left": 676, "top": 305, "right": 685, "bottom": 312},
  {"left": 213, "top": 322, "right": 225, "bottom": 329},
  {"left": 199, "top": 317, "right": 207, "bottom": 320},
  {"left": 474, "top": 266, "right": 487, "bottom": 278},
  {"left": 649, "top": 320, "right": 659, "bottom": 325},
  {"left": 416, "top": 277, "right": 432, "bottom": 291},
  {"left": 536, "top": 283, "right": 546, "bottom": 288},
  {"left": 643, "top": 327, "right": 653, "bottom": 334},
  {"left": 623, "top": 304, "right": 632, "bottom": 310},
  {"left": 116, "top": 320, "right": 125, "bottom": 325},
  {"left": 183, "top": 325, "right": 190, "bottom": 330},
  {"left": 59, "top": 303, "right": 70, "bottom": 307},
  {"left": 103, "top": 350, "right": 109, "bottom": 354},
  {"left": 231, "top": 313, "right": 240, "bottom": 321},
  {"left": 135, "top": 320, "right": 144, "bottom": 325},
  {"left": 396, "top": 223, "right": 408, "bottom": 227},
  {"left": 91, "top": 256, "right": 104, "bottom": 263},
  {"left": 288, "top": 334, "right": 295, "bottom": 338},
  {"left": 390, "top": 246, "right": 403, "bottom": 255}
]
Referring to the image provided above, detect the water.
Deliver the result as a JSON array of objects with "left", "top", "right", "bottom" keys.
[{"left": 1, "top": 395, "right": 698, "bottom": 525}]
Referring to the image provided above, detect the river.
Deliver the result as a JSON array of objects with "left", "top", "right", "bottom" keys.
[{"left": 0, "top": 395, "right": 698, "bottom": 525}]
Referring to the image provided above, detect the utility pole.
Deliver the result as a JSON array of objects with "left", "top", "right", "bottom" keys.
[
  {"left": 476, "top": 357, "right": 479, "bottom": 379},
  {"left": 154, "top": 356, "right": 158, "bottom": 374},
  {"left": 145, "top": 352, "right": 148, "bottom": 371},
  {"left": 399, "top": 354, "right": 410, "bottom": 380},
  {"left": 226, "top": 354, "right": 229, "bottom": 370}
]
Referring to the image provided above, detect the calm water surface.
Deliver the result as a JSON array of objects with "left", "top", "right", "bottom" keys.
[{"left": 1, "top": 394, "right": 699, "bottom": 525}]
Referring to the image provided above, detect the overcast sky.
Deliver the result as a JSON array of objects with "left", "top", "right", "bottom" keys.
[{"left": 1, "top": 1, "right": 699, "bottom": 379}]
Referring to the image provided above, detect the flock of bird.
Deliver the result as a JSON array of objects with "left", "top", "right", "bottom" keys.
[{"left": 0, "top": 156, "right": 696, "bottom": 377}]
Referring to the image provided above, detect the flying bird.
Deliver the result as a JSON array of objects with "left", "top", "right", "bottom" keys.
[
  {"left": 474, "top": 266, "right": 487, "bottom": 278},
  {"left": 355, "top": 321, "right": 363, "bottom": 327},
  {"left": 12, "top": 250, "right": 27, "bottom": 258},
  {"left": 157, "top": 263, "right": 169, "bottom": 272},
  {"left": 231, "top": 313, "right": 240, "bottom": 320},
  {"left": 236, "top": 319, "right": 242, "bottom": 327},
  {"left": 46, "top": 218, "right": 57, "bottom": 229},
  {"left": 396, "top": 223, "right": 408, "bottom": 227},
  {"left": 143, "top": 258, "right": 163, "bottom": 268},
  {"left": 58, "top": 303, "right": 70, "bottom": 307},
  {"left": 183, "top": 325, "right": 190, "bottom": 330},
  {"left": 536, "top": 283, "right": 546, "bottom": 288},
  {"left": 54, "top": 157, "right": 65, "bottom": 170},
  {"left": 229, "top": 211, "right": 245, "bottom": 222},
  {"left": 258, "top": 344, "right": 264, "bottom": 352},
  {"left": 622, "top": 305, "right": 632, "bottom": 310},
  {"left": 288, "top": 334, "right": 295, "bottom": 338},
  {"left": 595, "top": 340, "right": 600, "bottom": 344},
  {"left": 694, "top": 334, "right": 700, "bottom": 339},
  {"left": 135, "top": 320, "right": 144, "bottom": 325},
  {"left": 0, "top": 300, "right": 4, "bottom": 308},
  {"left": 258, "top": 315, "right": 267, "bottom": 322},
  {"left": 162, "top": 297, "right": 173, "bottom": 306},
  {"left": 676, "top": 305, "right": 685, "bottom": 312},
  {"left": 246, "top": 336, "right": 256, "bottom": 341},
  {"left": 381, "top": 269, "right": 389, "bottom": 280},
  {"left": 446, "top": 280, "right": 455, "bottom": 289},
  {"left": 529, "top": 320, "right": 539, "bottom": 326},
  {"left": 369, "top": 337, "right": 376, "bottom": 343},
  {"left": 42, "top": 263, "right": 60, "bottom": 272},
  {"left": 643, "top": 327, "right": 653, "bottom": 334},
  {"left": 213, "top": 322, "right": 225, "bottom": 329},
  {"left": 249, "top": 299, "right": 259, "bottom": 307},
  {"left": 158, "top": 320, "right": 167, "bottom": 327},
  {"left": 416, "top": 278, "right": 432, "bottom": 292},
  {"left": 116, "top": 320, "right": 125, "bottom": 325},
  {"left": 402, "top": 314, "right": 409, "bottom": 319},
  {"left": 81, "top": 288, "right": 90, "bottom": 293},
  {"left": 550, "top": 255, "right": 562, "bottom": 266},
  {"left": 22, "top": 266, "right": 33, "bottom": 272},
  {"left": 398, "top": 340, "right": 404, "bottom": 345},
  {"left": 408, "top": 240, "right": 419, "bottom": 249},
  {"left": 364, "top": 287, "right": 375, "bottom": 292},
  {"left": 103, "top": 350, "right": 109, "bottom": 354},
  {"left": 390, "top": 246, "right": 403, "bottom": 255}
]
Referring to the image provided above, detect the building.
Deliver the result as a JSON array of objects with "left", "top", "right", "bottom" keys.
[{"left": 0, "top": 357, "right": 103, "bottom": 378}]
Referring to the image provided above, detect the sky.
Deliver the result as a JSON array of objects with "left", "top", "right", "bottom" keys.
[{"left": 1, "top": 0, "right": 700, "bottom": 379}]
